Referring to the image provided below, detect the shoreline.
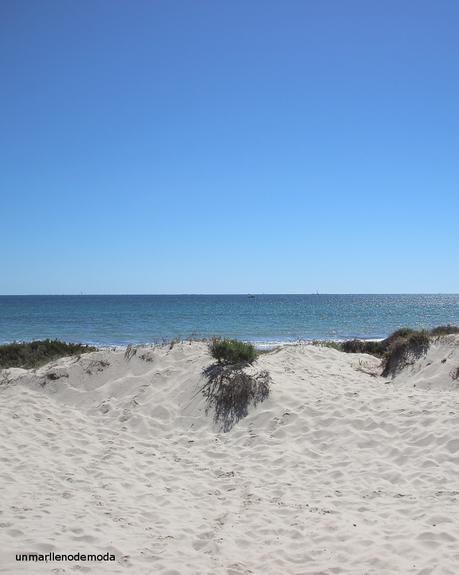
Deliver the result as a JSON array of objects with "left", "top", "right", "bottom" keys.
[{"left": 0, "top": 335, "right": 388, "bottom": 350}]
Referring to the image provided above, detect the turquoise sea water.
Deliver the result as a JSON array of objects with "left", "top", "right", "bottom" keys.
[{"left": 1, "top": 294, "right": 458, "bottom": 347}]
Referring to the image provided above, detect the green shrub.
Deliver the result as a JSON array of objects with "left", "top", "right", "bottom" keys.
[
  {"left": 0, "top": 339, "right": 97, "bottom": 369},
  {"left": 340, "top": 339, "right": 385, "bottom": 356},
  {"left": 381, "top": 331, "right": 430, "bottom": 377},
  {"left": 209, "top": 338, "right": 257, "bottom": 365},
  {"left": 430, "top": 325, "right": 459, "bottom": 336},
  {"left": 321, "top": 328, "right": 430, "bottom": 377},
  {"left": 313, "top": 338, "right": 385, "bottom": 356},
  {"left": 382, "top": 328, "right": 416, "bottom": 347},
  {"left": 315, "top": 324, "right": 457, "bottom": 377},
  {"left": 339, "top": 339, "right": 366, "bottom": 353}
]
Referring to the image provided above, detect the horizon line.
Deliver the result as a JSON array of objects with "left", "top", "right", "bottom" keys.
[{"left": 1, "top": 292, "right": 459, "bottom": 297}]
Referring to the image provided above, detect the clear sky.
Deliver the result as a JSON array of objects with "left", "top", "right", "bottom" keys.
[{"left": 1, "top": 0, "right": 458, "bottom": 294}]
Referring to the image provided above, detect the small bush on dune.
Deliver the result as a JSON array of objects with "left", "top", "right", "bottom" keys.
[
  {"left": 203, "top": 338, "right": 270, "bottom": 431},
  {"left": 383, "top": 328, "right": 416, "bottom": 344},
  {"left": 316, "top": 324, "right": 458, "bottom": 378},
  {"left": 381, "top": 331, "right": 430, "bottom": 377},
  {"left": 322, "top": 328, "right": 430, "bottom": 377},
  {"left": 0, "top": 340, "right": 96, "bottom": 369},
  {"left": 339, "top": 339, "right": 367, "bottom": 354},
  {"left": 201, "top": 363, "right": 271, "bottom": 432},
  {"left": 314, "top": 338, "right": 385, "bottom": 356},
  {"left": 209, "top": 338, "right": 257, "bottom": 365},
  {"left": 340, "top": 339, "right": 385, "bottom": 356},
  {"left": 362, "top": 340, "right": 386, "bottom": 355},
  {"left": 430, "top": 325, "right": 459, "bottom": 336},
  {"left": 339, "top": 329, "right": 431, "bottom": 355}
]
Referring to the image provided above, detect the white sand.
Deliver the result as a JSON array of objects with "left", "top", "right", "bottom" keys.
[{"left": 1, "top": 337, "right": 459, "bottom": 574}]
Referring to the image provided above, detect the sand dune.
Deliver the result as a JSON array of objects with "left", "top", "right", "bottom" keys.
[{"left": 1, "top": 337, "right": 459, "bottom": 574}]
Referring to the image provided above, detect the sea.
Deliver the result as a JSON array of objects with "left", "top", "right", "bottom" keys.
[{"left": 1, "top": 294, "right": 458, "bottom": 348}]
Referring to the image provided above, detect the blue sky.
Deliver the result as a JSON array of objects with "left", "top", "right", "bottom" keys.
[{"left": 1, "top": 0, "right": 458, "bottom": 294}]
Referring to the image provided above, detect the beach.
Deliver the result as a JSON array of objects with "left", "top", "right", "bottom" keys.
[
  {"left": 1, "top": 336, "right": 459, "bottom": 574},
  {"left": 4, "top": 0, "right": 459, "bottom": 572}
]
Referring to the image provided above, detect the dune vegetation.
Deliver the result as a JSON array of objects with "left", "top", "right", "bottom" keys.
[
  {"left": 209, "top": 338, "right": 258, "bottom": 365},
  {"left": 314, "top": 325, "right": 459, "bottom": 377},
  {"left": 0, "top": 339, "right": 97, "bottom": 369},
  {"left": 203, "top": 338, "right": 270, "bottom": 431}
]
